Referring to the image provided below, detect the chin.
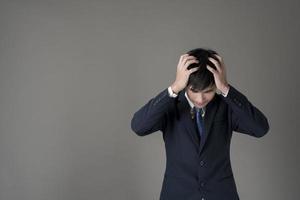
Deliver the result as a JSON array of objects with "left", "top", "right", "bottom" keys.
[{"left": 196, "top": 103, "right": 207, "bottom": 108}]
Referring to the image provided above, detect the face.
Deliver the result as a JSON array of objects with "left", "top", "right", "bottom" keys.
[{"left": 186, "top": 84, "right": 217, "bottom": 108}]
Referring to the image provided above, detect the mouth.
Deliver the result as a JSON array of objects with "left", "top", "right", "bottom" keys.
[{"left": 195, "top": 102, "right": 207, "bottom": 107}]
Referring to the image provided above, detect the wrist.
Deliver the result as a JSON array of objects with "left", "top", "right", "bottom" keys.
[
  {"left": 170, "top": 83, "right": 181, "bottom": 94},
  {"left": 220, "top": 83, "right": 230, "bottom": 96}
]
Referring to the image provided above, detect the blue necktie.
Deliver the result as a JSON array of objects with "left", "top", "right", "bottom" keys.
[{"left": 195, "top": 107, "right": 204, "bottom": 139}]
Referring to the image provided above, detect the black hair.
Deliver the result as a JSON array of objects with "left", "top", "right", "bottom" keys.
[{"left": 185, "top": 47, "right": 221, "bottom": 92}]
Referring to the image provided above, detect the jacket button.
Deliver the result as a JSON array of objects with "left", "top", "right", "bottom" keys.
[
  {"left": 200, "top": 182, "right": 205, "bottom": 187},
  {"left": 200, "top": 160, "right": 204, "bottom": 166}
]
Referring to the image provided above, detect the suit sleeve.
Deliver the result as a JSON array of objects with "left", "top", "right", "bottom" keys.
[
  {"left": 131, "top": 88, "right": 176, "bottom": 136},
  {"left": 221, "top": 84, "right": 270, "bottom": 138}
]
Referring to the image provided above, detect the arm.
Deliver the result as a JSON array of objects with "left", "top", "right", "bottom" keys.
[
  {"left": 207, "top": 54, "right": 269, "bottom": 138},
  {"left": 131, "top": 53, "right": 200, "bottom": 136},
  {"left": 221, "top": 84, "right": 270, "bottom": 137},
  {"left": 130, "top": 88, "right": 175, "bottom": 136}
]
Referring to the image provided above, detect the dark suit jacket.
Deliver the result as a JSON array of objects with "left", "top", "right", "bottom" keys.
[{"left": 131, "top": 84, "right": 269, "bottom": 200}]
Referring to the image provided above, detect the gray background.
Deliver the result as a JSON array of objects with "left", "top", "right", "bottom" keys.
[{"left": 0, "top": 0, "right": 299, "bottom": 199}]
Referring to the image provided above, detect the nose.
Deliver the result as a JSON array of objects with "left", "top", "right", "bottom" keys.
[{"left": 196, "top": 94, "right": 206, "bottom": 105}]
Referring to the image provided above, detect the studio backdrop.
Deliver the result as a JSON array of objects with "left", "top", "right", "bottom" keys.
[{"left": 0, "top": 0, "right": 299, "bottom": 200}]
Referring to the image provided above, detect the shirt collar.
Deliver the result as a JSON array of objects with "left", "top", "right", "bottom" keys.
[{"left": 184, "top": 91, "right": 206, "bottom": 113}]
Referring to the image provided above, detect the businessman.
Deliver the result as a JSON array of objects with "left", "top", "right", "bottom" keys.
[{"left": 131, "top": 48, "right": 269, "bottom": 200}]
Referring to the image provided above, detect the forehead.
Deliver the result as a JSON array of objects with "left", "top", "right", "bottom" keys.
[{"left": 188, "top": 85, "right": 216, "bottom": 92}]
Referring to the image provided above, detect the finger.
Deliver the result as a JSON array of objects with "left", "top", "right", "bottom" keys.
[
  {"left": 211, "top": 54, "right": 223, "bottom": 67},
  {"left": 207, "top": 65, "right": 216, "bottom": 74},
  {"left": 182, "top": 54, "right": 197, "bottom": 64},
  {"left": 214, "top": 55, "right": 225, "bottom": 71},
  {"left": 183, "top": 57, "right": 198, "bottom": 66},
  {"left": 208, "top": 57, "right": 221, "bottom": 72},
  {"left": 178, "top": 54, "right": 192, "bottom": 69},
  {"left": 182, "top": 55, "right": 197, "bottom": 61},
  {"left": 214, "top": 54, "right": 223, "bottom": 62},
  {"left": 189, "top": 67, "right": 199, "bottom": 74},
  {"left": 179, "top": 54, "right": 188, "bottom": 65},
  {"left": 179, "top": 53, "right": 189, "bottom": 62},
  {"left": 183, "top": 59, "right": 199, "bottom": 69}
]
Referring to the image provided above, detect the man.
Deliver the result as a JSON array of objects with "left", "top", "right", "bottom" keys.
[{"left": 130, "top": 48, "right": 269, "bottom": 200}]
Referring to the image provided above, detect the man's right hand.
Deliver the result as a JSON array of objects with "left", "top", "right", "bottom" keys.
[{"left": 170, "top": 54, "right": 199, "bottom": 94}]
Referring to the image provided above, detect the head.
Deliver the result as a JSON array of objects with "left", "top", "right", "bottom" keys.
[{"left": 185, "top": 48, "right": 221, "bottom": 108}]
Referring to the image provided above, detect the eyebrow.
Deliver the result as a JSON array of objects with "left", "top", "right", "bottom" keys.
[{"left": 191, "top": 88, "right": 214, "bottom": 92}]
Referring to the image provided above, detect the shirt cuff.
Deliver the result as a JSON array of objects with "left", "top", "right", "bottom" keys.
[
  {"left": 168, "top": 86, "right": 178, "bottom": 98},
  {"left": 221, "top": 86, "right": 230, "bottom": 97}
]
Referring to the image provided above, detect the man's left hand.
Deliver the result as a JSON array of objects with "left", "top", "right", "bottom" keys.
[{"left": 206, "top": 54, "right": 230, "bottom": 95}]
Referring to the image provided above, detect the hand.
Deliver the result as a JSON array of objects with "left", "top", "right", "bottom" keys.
[
  {"left": 206, "top": 54, "right": 230, "bottom": 95},
  {"left": 171, "top": 54, "right": 200, "bottom": 94}
]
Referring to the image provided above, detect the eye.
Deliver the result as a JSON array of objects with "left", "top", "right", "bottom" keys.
[{"left": 205, "top": 90, "right": 212, "bottom": 93}]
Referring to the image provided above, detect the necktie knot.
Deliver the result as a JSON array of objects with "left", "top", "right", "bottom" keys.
[{"left": 194, "top": 107, "right": 204, "bottom": 118}]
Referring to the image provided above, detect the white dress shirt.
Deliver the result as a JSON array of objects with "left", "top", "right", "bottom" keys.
[
  {"left": 167, "top": 86, "right": 230, "bottom": 117},
  {"left": 184, "top": 91, "right": 206, "bottom": 116}
]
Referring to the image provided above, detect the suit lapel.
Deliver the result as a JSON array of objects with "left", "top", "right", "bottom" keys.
[
  {"left": 198, "top": 96, "right": 218, "bottom": 155},
  {"left": 177, "top": 91, "right": 199, "bottom": 147},
  {"left": 177, "top": 90, "right": 219, "bottom": 155}
]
